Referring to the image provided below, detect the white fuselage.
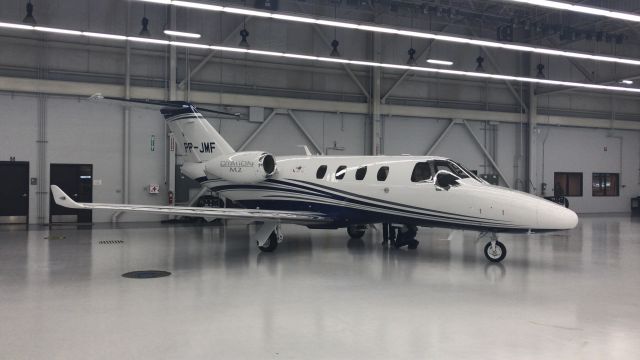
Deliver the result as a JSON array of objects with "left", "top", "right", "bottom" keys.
[{"left": 184, "top": 155, "right": 578, "bottom": 233}]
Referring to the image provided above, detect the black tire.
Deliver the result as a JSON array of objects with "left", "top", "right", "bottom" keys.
[
  {"left": 407, "top": 239, "right": 419, "bottom": 250},
  {"left": 399, "top": 225, "right": 418, "bottom": 240},
  {"left": 484, "top": 241, "right": 507, "bottom": 262},
  {"left": 258, "top": 231, "right": 279, "bottom": 252},
  {"left": 347, "top": 225, "right": 366, "bottom": 239}
]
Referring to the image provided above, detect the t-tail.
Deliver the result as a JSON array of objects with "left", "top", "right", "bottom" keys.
[
  {"left": 161, "top": 104, "right": 235, "bottom": 163},
  {"left": 88, "top": 94, "right": 276, "bottom": 184}
]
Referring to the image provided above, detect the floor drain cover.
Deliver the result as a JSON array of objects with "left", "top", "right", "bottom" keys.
[
  {"left": 99, "top": 240, "right": 124, "bottom": 244},
  {"left": 122, "top": 270, "right": 171, "bottom": 279}
]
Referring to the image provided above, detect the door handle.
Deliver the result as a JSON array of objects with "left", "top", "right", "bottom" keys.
[{"left": 73, "top": 194, "right": 78, "bottom": 197}]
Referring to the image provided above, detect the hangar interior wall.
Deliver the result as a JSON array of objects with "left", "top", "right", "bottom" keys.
[{"left": 1, "top": 92, "right": 638, "bottom": 224}]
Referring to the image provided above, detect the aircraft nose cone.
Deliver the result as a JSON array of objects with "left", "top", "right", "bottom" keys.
[{"left": 538, "top": 201, "right": 579, "bottom": 230}]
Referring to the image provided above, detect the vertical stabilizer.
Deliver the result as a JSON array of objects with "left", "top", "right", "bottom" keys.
[{"left": 162, "top": 105, "right": 235, "bottom": 163}]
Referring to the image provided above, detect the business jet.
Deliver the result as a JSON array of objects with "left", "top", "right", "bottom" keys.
[{"left": 50, "top": 95, "right": 578, "bottom": 262}]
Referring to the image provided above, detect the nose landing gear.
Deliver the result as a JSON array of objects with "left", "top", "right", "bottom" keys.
[{"left": 482, "top": 233, "right": 507, "bottom": 262}]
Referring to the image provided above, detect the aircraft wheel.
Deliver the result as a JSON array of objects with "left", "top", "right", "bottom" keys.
[
  {"left": 484, "top": 241, "right": 507, "bottom": 262},
  {"left": 258, "top": 231, "right": 279, "bottom": 252},
  {"left": 347, "top": 225, "right": 366, "bottom": 239},
  {"left": 408, "top": 239, "right": 419, "bottom": 250}
]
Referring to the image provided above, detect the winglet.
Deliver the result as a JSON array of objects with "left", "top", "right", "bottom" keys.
[{"left": 50, "top": 185, "right": 84, "bottom": 209}]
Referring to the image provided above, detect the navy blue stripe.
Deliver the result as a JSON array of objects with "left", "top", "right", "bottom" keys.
[
  {"left": 268, "top": 179, "right": 513, "bottom": 226},
  {"left": 210, "top": 182, "right": 513, "bottom": 227}
]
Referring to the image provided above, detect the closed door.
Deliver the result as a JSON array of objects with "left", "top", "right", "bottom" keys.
[
  {"left": 0, "top": 162, "right": 29, "bottom": 224},
  {"left": 50, "top": 164, "right": 93, "bottom": 223}
]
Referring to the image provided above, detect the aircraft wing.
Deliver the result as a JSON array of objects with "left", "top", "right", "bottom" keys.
[{"left": 50, "top": 185, "right": 329, "bottom": 224}]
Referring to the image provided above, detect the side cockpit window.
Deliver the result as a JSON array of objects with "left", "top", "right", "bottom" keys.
[
  {"left": 377, "top": 166, "right": 389, "bottom": 181},
  {"left": 411, "top": 162, "right": 432, "bottom": 182},
  {"left": 316, "top": 165, "right": 327, "bottom": 179}
]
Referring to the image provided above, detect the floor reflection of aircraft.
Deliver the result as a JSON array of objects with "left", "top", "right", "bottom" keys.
[{"left": 50, "top": 95, "right": 578, "bottom": 263}]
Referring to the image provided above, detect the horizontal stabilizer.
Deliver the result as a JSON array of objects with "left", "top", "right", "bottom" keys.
[{"left": 88, "top": 93, "right": 240, "bottom": 117}]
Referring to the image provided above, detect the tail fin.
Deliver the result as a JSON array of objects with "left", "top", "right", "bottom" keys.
[{"left": 162, "top": 105, "right": 235, "bottom": 163}]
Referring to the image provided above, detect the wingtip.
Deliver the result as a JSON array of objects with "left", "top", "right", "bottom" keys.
[{"left": 50, "top": 185, "right": 83, "bottom": 209}]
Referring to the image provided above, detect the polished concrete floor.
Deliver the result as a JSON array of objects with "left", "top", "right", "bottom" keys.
[{"left": 1, "top": 214, "right": 639, "bottom": 359}]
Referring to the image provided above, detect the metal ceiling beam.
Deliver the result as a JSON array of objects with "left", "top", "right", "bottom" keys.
[
  {"left": 381, "top": 24, "right": 451, "bottom": 103},
  {"left": 466, "top": 23, "right": 529, "bottom": 113},
  {"left": 310, "top": 24, "right": 371, "bottom": 101},
  {"left": 287, "top": 110, "right": 324, "bottom": 155},
  {"left": 462, "top": 120, "right": 511, "bottom": 188},
  {"left": 545, "top": 38, "right": 594, "bottom": 83},
  {"left": 177, "top": 17, "right": 253, "bottom": 90},
  {"left": 3, "top": 76, "right": 640, "bottom": 130},
  {"left": 425, "top": 119, "right": 457, "bottom": 155},
  {"left": 238, "top": 109, "right": 278, "bottom": 151},
  {"left": 536, "top": 71, "right": 640, "bottom": 96}
]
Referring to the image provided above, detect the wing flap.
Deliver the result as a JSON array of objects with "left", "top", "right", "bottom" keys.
[{"left": 50, "top": 185, "right": 328, "bottom": 224}]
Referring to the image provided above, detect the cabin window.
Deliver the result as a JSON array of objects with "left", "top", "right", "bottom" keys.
[
  {"left": 554, "top": 172, "right": 582, "bottom": 196},
  {"left": 377, "top": 166, "right": 389, "bottom": 181},
  {"left": 411, "top": 162, "right": 432, "bottom": 182},
  {"left": 355, "top": 166, "right": 367, "bottom": 180},
  {"left": 316, "top": 165, "right": 327, "bottom": 179},
  {"left": 592, "top": 173, "right": 618, "bottom": 197},
  {"left": 335, "top": 165, "right": 347, "bottom": 180}
]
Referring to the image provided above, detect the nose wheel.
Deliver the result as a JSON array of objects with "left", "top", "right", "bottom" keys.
[{"left": 484, "top": 239, "right": 507, "bottom": 262}]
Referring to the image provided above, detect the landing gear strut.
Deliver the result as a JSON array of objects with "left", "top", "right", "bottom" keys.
[
  {"left": 254, "top": 222, "right": 282, "bottom": 252},
  {"left": 483, "top": 233, "right": 507, "bottom": 262},
  {"left": 382, "top": 223, "right": 419, "bottom": 249},
  {"left": 258, "top": 231, "right": 280, "bottom": 252}
]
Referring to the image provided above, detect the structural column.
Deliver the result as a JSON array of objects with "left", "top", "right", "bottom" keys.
[
  {"left": 371, "top": 32, "right": 382, "bottom": 155},
  {"left": 527, "top": 55, "right": 537, "bottom": 194},
  {"left": 167, "top": 6, "right": 177, "bottom": 205}
]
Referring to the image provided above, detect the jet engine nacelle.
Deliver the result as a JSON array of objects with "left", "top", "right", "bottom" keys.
[{"left": 204, "top": 151, "right": 276, "bottom": 184}]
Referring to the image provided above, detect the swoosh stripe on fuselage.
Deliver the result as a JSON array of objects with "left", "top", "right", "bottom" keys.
[{"left": 199, "top": 179, "right": 520, "bottom": 228}]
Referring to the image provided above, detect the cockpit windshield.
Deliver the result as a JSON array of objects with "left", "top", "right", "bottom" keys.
[
  {"left": 433, "top": 160, "right": 469, "bottom": 179},
  {"left": 450, "top": 160, "right": 484, "bottom": 183}
]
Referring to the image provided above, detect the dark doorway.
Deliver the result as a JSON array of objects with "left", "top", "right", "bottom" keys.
[
  {"left": 0, "top": 161, "right": 29, "bottom": 224},
  {"left": 50, "top": 164, "right": 93, "bottom": 224}
]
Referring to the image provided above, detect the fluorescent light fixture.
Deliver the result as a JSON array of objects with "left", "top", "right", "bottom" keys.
[
  {"left": 134, "top": 0, "right": 640, "bottom": 67},
  {"left": 1, "top": 20, "right": 640, "bottom": 94},
  {"left": 502, "top": 0, "right": 640, "bottom": 23},
  {"left": 222, "top": 7, "right": 272, "bottom": 17},
  {"left": 34, "top": 26, "right": 82, "bottom": 35},
  {"left": 83, "top": 32, "right": 127, "bottom": 40},
  {"left": 170, "top": 41, "right": 209, "bottom": 48},
  {"left": 172, "top": 1, "right": 223, "bottom": 11},
  {"left": 128, "top": 37, "right": 170, "bottom": 44},
  {"left": 140, "top": 0, "right": 171, "bottom": 4},
  {"left": 0, "top": 21, "right": 34, "bottom": 30},
  {"left": 271, "top": 14, "right": 316, "bottom": 23},
  {"left": 164, "top": 29, "right": 201, "bottom": 38},
  {"left": 427, "top": 59, "right": 454, "bottom": 66},
  {"left": 620, "top": 80, "right": 634, "bottom": 84}
]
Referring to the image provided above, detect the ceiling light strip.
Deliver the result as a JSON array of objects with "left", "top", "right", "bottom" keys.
[
  {"left": 135, "top": 0, "right": 640, "bottom": 67},
  {"left": 502, "top": 0, "right": 640, "bottom": 23},
  {"left": 0, "top": 20, "right": 638, "bottom": 94}
]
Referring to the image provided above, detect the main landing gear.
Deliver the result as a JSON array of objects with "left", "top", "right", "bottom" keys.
[
  {"left": 382, "top": 223, "right": 419, "bottom": 249},
  {"left": 254, "top": 222, "right": 282, "bottom": 252},
  {"left": 482, "top": 232, "right": 507, "bottom": 262}
]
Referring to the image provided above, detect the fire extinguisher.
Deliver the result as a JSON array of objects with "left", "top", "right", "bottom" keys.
[{"left": 168, "top": 190, "right": 174, "bottom": 205}]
